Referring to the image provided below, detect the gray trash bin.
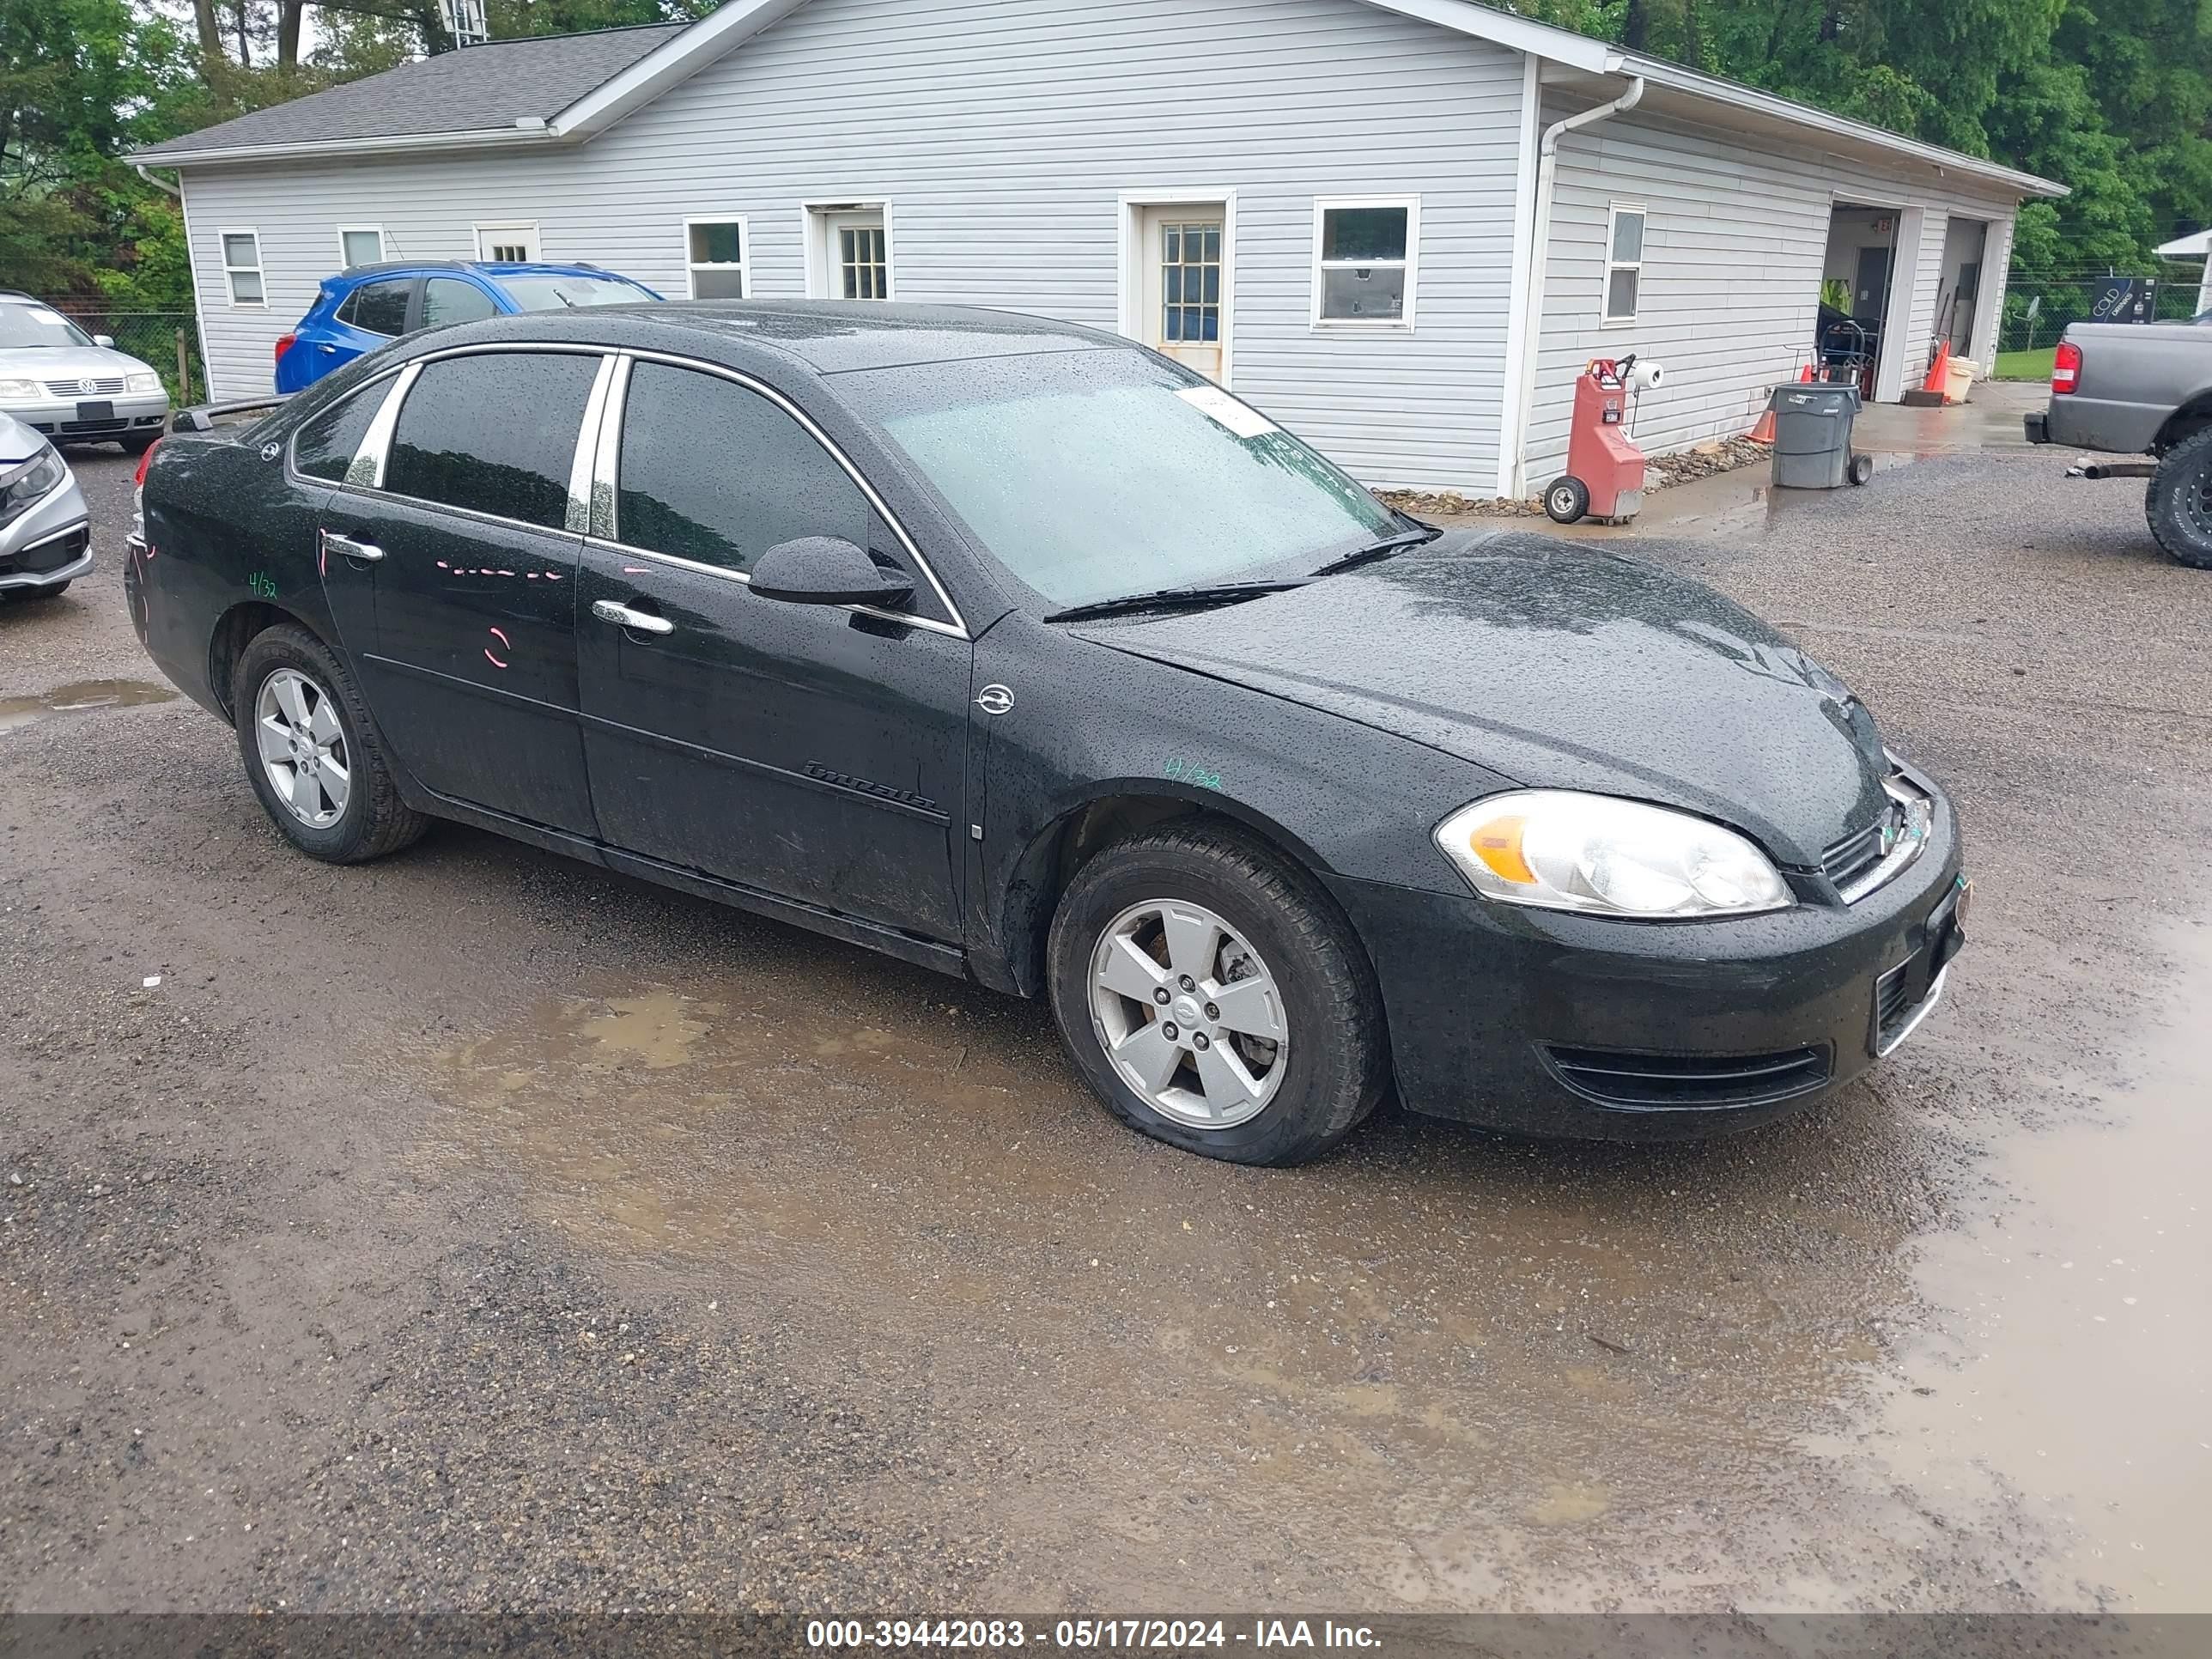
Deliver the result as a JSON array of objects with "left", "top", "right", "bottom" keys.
[{"left": 1768, "top": 383, "right": 1861, "bottom": 489}]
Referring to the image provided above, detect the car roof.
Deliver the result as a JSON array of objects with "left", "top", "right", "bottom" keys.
[
  {"left": 331, "top": 259, "right": 635, "bottom": 283},
  {"left": 398, "top": 300, "right": 1127, "bottom": 375}
]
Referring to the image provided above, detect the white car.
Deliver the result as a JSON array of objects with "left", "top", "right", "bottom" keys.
[
  {"left": 0, "top": 410, "right": 91, "bottom": 600},
  {"left": 0, "top": 292, "right": 170, "bottom": 454}
]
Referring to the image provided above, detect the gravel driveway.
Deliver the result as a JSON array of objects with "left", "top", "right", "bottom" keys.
[{"left": 3, "top": 442, "right": 2206, "bottom": 1617}]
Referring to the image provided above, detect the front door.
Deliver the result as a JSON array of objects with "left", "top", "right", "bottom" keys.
[
  {"left": 1138, "top": 204, "right": 1226, "bottom": 381},
  {"left": 1853, "top": 245, "right": 1891, "bottom": 321},
  {"left": 318, "top": 347, "right": 604, "bottom": 836},
  {"left": 476, "top": 222, "right": 540, "bottom": 262},
  {"left": 575, "top": 357, "right": 968, "bottom": 941}
]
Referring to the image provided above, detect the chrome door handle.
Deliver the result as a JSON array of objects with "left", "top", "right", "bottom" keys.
[
  {"left": 592, "top": 599, "right": 673, "bottom": 636},
  {"left": 321, "top": 530, "right": 383, "bottom": 562}
]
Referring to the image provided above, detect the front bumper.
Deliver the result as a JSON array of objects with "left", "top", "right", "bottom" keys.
[
  {"left": 0, "top": 469, "right": 92, "bottom": 592},
  {"left": 1329, "top": 791, "right": 1966, "bottom": 1141},
  {"left": 2, "top": 392, "right": 169, "bottom": 446}
]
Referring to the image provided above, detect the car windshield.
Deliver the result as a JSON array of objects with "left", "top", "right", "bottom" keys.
[
  {"left": 496, "top": 275, "right": 647, "bottom": 311},
  {"left": 0, "top": 305, "right": 94, "bottom": 349},
  {"left": 843, "top": 348, "right": 1399, "bottom": 607}
]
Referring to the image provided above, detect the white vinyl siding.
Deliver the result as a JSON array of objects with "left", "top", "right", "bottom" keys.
[
  {"left": 172, "top": 0, "right": 1528, "bottom": 492},
  {"left": 1525, "top": 98, "right": 2025, "bottom": 486}
]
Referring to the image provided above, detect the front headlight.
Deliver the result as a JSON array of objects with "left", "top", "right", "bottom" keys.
[
  {"left": 125, "top": 372, "right": 162, "bottom": 393},
  {"left": 1434, "top": 790, "right": 1792, "bottom": 918},
  {"left": 0, "top": 377, "right": 40, "bottom": 400},
  {"left": 0, "top": 443, "right": 67, "bottom": 527}
]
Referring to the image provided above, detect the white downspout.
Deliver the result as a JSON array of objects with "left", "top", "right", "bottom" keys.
[
  {"left": 134, "top": 162, "right": 182, "bottom": 198},
  {"left": 1507, "top": 75, "right": 1644, "bottom": 499}
]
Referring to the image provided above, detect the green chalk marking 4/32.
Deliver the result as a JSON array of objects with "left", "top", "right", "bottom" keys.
[
  {"left": 1164, "top": 757, "right": 1223, "bottom": 790},
  {"left": 246, "top": 571, "right": 277, "bottom": 599}
]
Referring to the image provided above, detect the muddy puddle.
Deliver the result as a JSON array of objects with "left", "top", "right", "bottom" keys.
[
  {"left": 1858, "top": 917, "right": 2212, "bottom": 1610},
  {"left": 415, "top": 974, "right": 1960, "bottom": 1607},
  {"left": 0, "top": 678, "right": 175, "bottom": 734}
]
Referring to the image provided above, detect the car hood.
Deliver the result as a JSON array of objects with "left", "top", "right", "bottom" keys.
[
  {"left": 0, "top": 343, "right": 154, "bottom": 383},
  {"left": 0, "top": 410, "right": 46, "bottom": 465},
  {"left": 1069, "top": 531, "right": 1891, "bottom": 869}
]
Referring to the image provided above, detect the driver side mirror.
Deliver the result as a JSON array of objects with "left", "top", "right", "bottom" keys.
[
  {"left": 750, "top": 537, "right": 915, "bottom": 609},
  {"left": 94, "top": 334, "right": 115, "bottom": 349}
]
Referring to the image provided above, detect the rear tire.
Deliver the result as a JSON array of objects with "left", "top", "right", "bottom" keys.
[
  {"left": 233, "top": 623, "right": 428, "bottom": 863},
  {"left": 2145, "top": 424, "right": 2212, "bottom": 569},
  {"left": 1046, "top": 823, "right": 1388, "bottom": 1165}
]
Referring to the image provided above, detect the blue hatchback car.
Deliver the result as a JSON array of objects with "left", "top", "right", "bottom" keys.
[{"left": 273, "top": 260, "right": 660, "bottom": 392}]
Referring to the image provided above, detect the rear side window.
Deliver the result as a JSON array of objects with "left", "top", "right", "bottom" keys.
[
  {"left": 337, "top": 278, "right": 410, "bottom": 337},
  {"left": 616, "top": 362, "right": 870, "bottom": 573},
  {"left": 422, "top": 277, "right": 497, "bottom": 329},
  {"left": 385, "top": 351, "right": 600, "bottom": 530},
  {"left": 292, "top": 382, "right": 387, "bottom": 483}
]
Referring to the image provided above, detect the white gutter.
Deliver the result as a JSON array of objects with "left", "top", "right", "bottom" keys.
[
  {"left": 1505, "top": 74, "right": 1644, "bottom": 500},
  {"left": 129, "top": 124, "right": 556, "bottom": 169}
]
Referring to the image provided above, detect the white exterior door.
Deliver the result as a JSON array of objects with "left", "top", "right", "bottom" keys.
[
  {"left": 475, "top": 222, "right": 540, "bottom": 262},
  {"left": 827, "top": 210, "right": 889, "bottom": 300},
  {"left": 1138, "top": 205, "right": 1226, "bottom": 381}
]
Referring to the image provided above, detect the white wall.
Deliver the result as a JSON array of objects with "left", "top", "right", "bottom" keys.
[
  {"left": 1525, "top": 94, "right": 2026, "bottom": 487},
  {"left": 176, "top": 0, "right": 1529, "bottom": 491}
]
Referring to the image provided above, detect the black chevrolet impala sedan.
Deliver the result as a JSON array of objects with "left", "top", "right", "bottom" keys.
[{"left": 126, "top": 304, "right": 1966, "bottom": 1164}]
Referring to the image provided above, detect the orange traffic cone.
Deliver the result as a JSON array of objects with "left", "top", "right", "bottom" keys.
[
  {"left": 1749, "top": 398, "right": 1778, "bottom": 444},
  {"left": 1922, "top": 340, "right": 1951, "bottom": 394}
]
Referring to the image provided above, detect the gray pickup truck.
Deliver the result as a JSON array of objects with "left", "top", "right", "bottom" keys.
[{"left": 2024, "top": 320, "right": 2212, "bottom": 568}]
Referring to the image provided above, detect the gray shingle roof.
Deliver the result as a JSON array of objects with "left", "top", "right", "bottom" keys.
[{"left": 133, "top": 23, "right": 687, "bottom": 161}]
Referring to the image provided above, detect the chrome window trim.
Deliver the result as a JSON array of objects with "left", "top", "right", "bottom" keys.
[
  {"left": 605, "top": 345, "right": 969, "bottom": 638},
  {"left": 349, "top": 362, "right": 421, "bottom": 490},
  {"left": 282, "top": 366, "right": 402, "bottom": 489},
  {"left": 566, "top": 355, "right": 619, "bottom": 536},
  {"left": 582, "top": 532, "right": 968, "bottom": 641},
  {"left": 587, "top": 354, "right": 629, "bottom": 542}
]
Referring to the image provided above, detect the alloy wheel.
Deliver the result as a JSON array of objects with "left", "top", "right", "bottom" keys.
[
  {"left": 1087, "top": 898, "right": 1288, "bottom": 1129},
  {"left": 254, "top": 667, "right": 350, "bottom": 829}
]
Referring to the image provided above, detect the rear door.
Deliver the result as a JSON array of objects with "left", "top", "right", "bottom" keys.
[
  {"left": 314, "top": 346, "right": 609, "bottom": 837},
  {"left": 312, "top": 276, "right": 415, "bottom": 380},
  {"left": 574, "top": 356, "right": 970, "bottom": 940}
]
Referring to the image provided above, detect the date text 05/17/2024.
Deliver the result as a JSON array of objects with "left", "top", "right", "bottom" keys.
[{"left": 804, "top": 1619, "right": 1382, "bottom": 1650}]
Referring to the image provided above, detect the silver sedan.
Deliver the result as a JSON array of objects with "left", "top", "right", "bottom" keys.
[
  {"left": 0, "top": 411, "right": 92, "bottom": 600},
  {"left": 0, "top": 295, "right": 170, "bottom": 454}
]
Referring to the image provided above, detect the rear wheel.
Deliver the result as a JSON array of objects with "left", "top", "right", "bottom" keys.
[
  {"left": 234, "top": 623, "right": 428, "bottom": 862},
  {"left": 1046, "top": 823, "right": 1388, "bottom": 1165},
  {"left": 2144, "top": 423, "right": 2212, "bottom": 569}
]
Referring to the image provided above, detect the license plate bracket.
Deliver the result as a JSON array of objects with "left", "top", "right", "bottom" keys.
[{"left": 76, "top": 399, "right": 114, "bottom": 423}]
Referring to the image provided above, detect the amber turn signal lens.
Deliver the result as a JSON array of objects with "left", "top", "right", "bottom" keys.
[{"left": 1469, "top": 815, "right": 1537, "bottom": 885}]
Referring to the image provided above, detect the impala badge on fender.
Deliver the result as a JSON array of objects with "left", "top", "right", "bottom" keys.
[{"left": 975, "top": 684, "right": 1013, "bottom": 715}]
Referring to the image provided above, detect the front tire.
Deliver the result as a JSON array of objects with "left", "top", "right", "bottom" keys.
[
  {"left": 3, "top": 581, "right": 70, "bottom": 602},
  {"left": 2145, "top": 424, "right": 2212, "bottom": 569},
  {"left": 1046, "top": 823, "right": 1388, "bottom": 1165},
  {"left": 121, "top": 433, "right": 160, "bottom": 456},
  {"left": 234, "top": 623, "right": 428, "bottom": 863}
]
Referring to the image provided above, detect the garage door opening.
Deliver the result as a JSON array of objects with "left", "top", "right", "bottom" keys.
[
  {"left": 1816, "top": 203, "right": 1900, "bottom": 396},
  {"left": 1937, "top": 216, "right": 1991, "bottom": 363}
]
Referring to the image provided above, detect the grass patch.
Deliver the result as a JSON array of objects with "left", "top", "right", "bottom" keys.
[{"left": 1993, "top": 347, "right": 2056, "bottom": 381}]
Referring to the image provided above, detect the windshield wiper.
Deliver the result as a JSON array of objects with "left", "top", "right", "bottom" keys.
[
  {"left": 1306, "top": 523, "right": 1442, "bottom": 580},
  {"left": 1043, "top": 579, "right": 1308, "bottom": 623}
]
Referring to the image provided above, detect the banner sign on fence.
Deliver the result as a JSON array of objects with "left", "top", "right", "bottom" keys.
[{"left": 2089, "top": 276, "right": 2154, "bottom": 323}]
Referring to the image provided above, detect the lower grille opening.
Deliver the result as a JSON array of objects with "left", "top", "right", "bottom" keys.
[
  {"left": 1544, "top": 1042, "right": 1832, "bottom": 1109},
  {"left": 2, "top": 525, "right": 88, "bottom": 578}
]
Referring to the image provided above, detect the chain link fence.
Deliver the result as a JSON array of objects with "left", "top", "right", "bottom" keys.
[
  {"left": 49, "top": 308, "right": 200, "bottom": 405},
  {"left": 1999, "top": 264, "right": 2207, "bottom": 354}
]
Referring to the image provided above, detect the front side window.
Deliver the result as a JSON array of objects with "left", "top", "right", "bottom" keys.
[
  {"left": 384, "top": 351, "right": 600, "bottom": 530},
  {"left": 222, "top": 231, "right": 264, "bottom": 305},
  {"left": 339, "top": 227, "right": 385, "bottom": 267},
  {"left": 293, "top": 382, "right": 388, "bottom": 483},
  {"left": 684, "top": 219, "right": 747, "bottom": 299},
  {"left": 615, "top": 362, "right": 870, "bottom": 573},
  {"left": 337, "top": 278, "right": 410, "bottom": 337},
  {"left": 845, "top": 348, "right": 1396, "bottom": 609},
  {"left": 1314, "top": 199, "right": 1414, "bottom": 325},
  {"left": 1605, "top": 204, "right": 1645, "bottom": 322},
  {"left": 497, "top": 275, "right": 646, "bottom": 312},
  {"left": 422, "top": 277, "right": 498, "bottom": 329}
]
